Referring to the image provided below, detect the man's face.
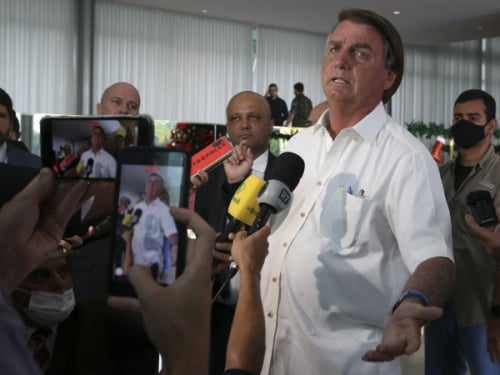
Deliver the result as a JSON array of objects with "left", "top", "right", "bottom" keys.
[
  {"left": 453, "top": 99, "right": 490, "bottom": 126},
  {"left": 321, "top": 20, "right": 396, "bottom": 112},
  {"left": 226, "top": 93, "right": 273, "bottom": 157},
  {"left": 18, "top": 256, "right": 73, "bottom": 296},
  {"left": 145, "top": 175, "right": 162, "bottom": 200},
  {"left": 97, "top": 83, "right": 140, "bottom": 115},
  {"left": 269, "top": 86, "right": 278, "bottom": 98},
  {"left": 453, "top": 98, "right": 496, "bottom": 138},
  {"left": 90, "top": 127, "right": 105, "bottom": 150},
  {"left": 0, "top": 104, "right": 11, "bottom": 146}
]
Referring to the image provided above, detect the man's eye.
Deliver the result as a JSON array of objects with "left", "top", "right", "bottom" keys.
[
  {"left": 127, "top": 103, "right": 138, "bottom": 110},
  {"left": 111, "top": 99, "right": 121, "bottom": 105}
]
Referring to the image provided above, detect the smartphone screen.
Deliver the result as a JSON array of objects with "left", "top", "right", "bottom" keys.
[
  {"left": 110, "top": 147, "right": 190, "bottom": 295},
  {"left": 40, "top": 115, "right": 155, "bottom": 180}
]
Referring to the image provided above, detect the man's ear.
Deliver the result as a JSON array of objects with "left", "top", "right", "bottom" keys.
[
  {"left": 487, "top": 118, "right": 498, "bottom": 136},
  {"left": 96, "top": 103, "right": 102, "bottom": 115},
  {"left": 383, "top": 70, "right": 397, "bottom": 91}
]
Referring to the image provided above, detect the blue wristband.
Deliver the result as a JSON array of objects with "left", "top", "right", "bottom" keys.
[{"left": 392, "top": 289, "right": 429, "bottom": 313}]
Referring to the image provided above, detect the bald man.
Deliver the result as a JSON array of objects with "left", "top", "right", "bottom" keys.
[{"left": 97, "top": 82, "right": 141, "bottom": 115}]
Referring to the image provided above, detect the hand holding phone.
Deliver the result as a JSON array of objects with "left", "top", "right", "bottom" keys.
[
  {"left": 466, "top": 190, "right": 498, "bottom": 227},
  {"left": 190, "top": 135, "right": 233, "bottom": 178},
  {"left": 111, "top": 147, "right": 191, "bottom": 296}
]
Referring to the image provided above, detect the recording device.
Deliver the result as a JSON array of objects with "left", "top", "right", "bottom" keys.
[
  {"left": 212, "top": 152, "right": 305, "bottom": 301},
  {"left": 84, "top": 158, "right": 94, "bottom": 178},
  {"left": 248, "top": 152, "right": 305, "bottom": 233},
  {"left": 110, "top": 147, "right": 191, "bottom": 296},
  {"left": 217, "top": 175, "right": 265, "bottom": 243},
  {"left": 190, "top": 135, "right": 233, "bottom": 178},
  {"left": 466, "top": 190, "right": 498, "bottom": 227},
  {"left": 40, "top": 114, "right": 155, "bottom": 180},
  {"left": 122, "top": 208, "right": 143, "bottom": 229}
]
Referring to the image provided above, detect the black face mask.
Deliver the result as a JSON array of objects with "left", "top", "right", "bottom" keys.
[{"left": 450, "top": 119, "right": 489, "bottom": 149}]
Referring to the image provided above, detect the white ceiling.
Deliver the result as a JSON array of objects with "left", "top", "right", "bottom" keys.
[{"left": 114, "top": 0, "right": 500, "bottom": 45}]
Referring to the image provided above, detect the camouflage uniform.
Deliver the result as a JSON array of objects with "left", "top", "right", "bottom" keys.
[{"left": 290, "top": 93, "right": 313, "bottom": 127}]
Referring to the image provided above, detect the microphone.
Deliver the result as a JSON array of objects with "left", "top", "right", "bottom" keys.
[
  {"left": 84, "top": 158, "right": 94, "bottom": 178},
  {"left": 248, "top": 152, "right": 305, "bottom": 234},
  {"left": 217, "top": 174, "right": 265, "bottom": 243},
  {"left": 122, "top": 208, "right": 143, "bottom": 229},
  {"left": 212, "top": 152, "right": 305, "bottom": 302},
  {"left": 130, "top": 208, "right": 143, "bottom": 227}
]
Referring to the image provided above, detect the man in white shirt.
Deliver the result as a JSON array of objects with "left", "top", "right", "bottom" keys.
[
  {"left": 79, "top": 126, "right": 116, "bottom": 178},
  {"left": 123, "top": 173, "right": 178, "bottom": 282},
  {"left": 260, "top": 9, "right": 455, "bottom": 374}
]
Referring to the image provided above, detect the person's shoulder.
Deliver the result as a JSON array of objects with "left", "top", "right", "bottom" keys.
[{"left": 7, "top": 144, "right": 41, "bottom": 169}]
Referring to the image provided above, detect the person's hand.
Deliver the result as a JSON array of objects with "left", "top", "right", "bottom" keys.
[
  {"left": 487, "top": 316, "right": 500, "bottom": 363},
  {"left": 190, "top": 170, "right": 209, "bottom": 194},
  {"left": 465, "top": 208, "right": 500, "bottom": 260},
  {"left": 122, "top": 229, "right": 132, "bottom": 242},
  {"left": 0, "top": 168, "right": 90, "bottom": 292},
  {"left": 223, "top": 142, "right": 253, "bottom": 184},
  {"left": 58, "top": 234, "right": 84, "bottom": 256},
  {"left": 119, "top": 207, "right": 216, "bottom": 375},
  {"left": 362, "top": 301, "right": 443, "bottom": 362},
  {"left": 230, "top": 226, "right": 270, "bottom": 276},
  {"left": 212, "top": 239, "right": 232, "bottom": 276}
]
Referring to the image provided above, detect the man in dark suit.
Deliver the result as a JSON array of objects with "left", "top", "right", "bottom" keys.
[
  {"left": 11, "top": 253, "right": 158, "bottom": 374},
  {"left": 0, "top": 88, "right": 41, "bottom": 169},
  {"left": 194, "top": 91, "right": 276, "bottom": 375}
]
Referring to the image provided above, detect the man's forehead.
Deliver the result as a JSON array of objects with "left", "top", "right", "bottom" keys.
[{"left": 329, "top": 20, "right": 382, "bottom": 44}]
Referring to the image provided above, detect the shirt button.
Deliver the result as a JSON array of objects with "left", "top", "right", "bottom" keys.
[
  {"left": 272, "top": 277, "right": 277, "bottom": 282},
  {"left": 282, "top": 242, "right": 287, "bottom": 247},
  {"left": 317, "top": 181, "right": 322, "bottom": 186},
  {"left": 267, "top": 312, "right": 274, "bottom": 318},
  {"left": 300, "top": 212, "right": 305, "bottom": 217}
]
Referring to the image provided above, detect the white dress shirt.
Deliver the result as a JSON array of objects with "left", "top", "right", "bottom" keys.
[{"left": 260, "top": 102, "right": 453, "bottom": 374}]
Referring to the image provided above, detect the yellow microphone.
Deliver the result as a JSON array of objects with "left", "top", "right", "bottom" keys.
[{"left": 217, "top": 174, "right": 265, "bottom": 243}]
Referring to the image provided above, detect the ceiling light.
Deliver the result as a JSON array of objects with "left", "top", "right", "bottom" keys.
[
  {"left": 393, "top": 10, "right": 400, "bottom": 15},
  {"left": 201, "top": 9, "right": 208, "bottom": 13}
]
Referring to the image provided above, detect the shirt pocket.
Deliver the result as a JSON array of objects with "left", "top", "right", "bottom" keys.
[{"left": 320, "top": 187, "right": 370, "bottom": 256}]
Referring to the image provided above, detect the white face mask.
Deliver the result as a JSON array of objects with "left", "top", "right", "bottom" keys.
[{"left": 18, "top": 288, "right": 76, "bottom": 327}]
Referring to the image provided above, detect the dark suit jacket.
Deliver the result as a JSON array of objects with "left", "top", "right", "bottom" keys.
[
  {"left": 194, "top": 150, "right": 277, "bottom": 232},
  {"left": 194, "top": 150, "right": 276, "bottom": 375},
  {"left": 47, "top": 299, "right": 158, "bottom": 375},
  {"left": 6, "top": 143, "right": 41, "bottom": 169}
]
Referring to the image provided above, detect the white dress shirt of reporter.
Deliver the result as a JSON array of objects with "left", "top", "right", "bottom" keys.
[
  {"left": 259, "top": 8, "right": 455, "bottom": 375},
  {"left": 123, "top": 173, "right": 178, "bottom": 280},
  {"left": 79, "top": 126, "right": 117, "bottom": 179}
]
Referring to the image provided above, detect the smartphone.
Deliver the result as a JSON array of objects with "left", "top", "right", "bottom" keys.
[
  {"left": 110, "top": 147, "right": 191, "bottom": 296},
  {"left": 40, "top": 114, "right": 155, "bottom": 180},
  {"left": 466, "top": 190, "right": 498, "bottom": 227},
  {"left": 190, "top": 135, "right": 233, "bottom": 178}
]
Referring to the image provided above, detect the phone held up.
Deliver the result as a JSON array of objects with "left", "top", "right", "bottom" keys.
[
  {"left": 40, "top": 114, "right": 155, "bottom": 180},
  {"left": 110, "top": 147, "right": 191, "bottom": 296},
  {"left": 39, "top": 115, "right": 155, "bottom": 240},
  {"left": 466, "top": 190, "right": 498, "bottom": 227}
]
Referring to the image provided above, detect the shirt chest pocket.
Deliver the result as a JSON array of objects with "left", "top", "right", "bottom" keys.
[{"left": 319, "top": 188, "right": 370, "bottom": 255}]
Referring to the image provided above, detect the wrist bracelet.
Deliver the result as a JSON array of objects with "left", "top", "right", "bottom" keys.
[{"left": 392, "top": 289, "right": 430, "bottom": 313}]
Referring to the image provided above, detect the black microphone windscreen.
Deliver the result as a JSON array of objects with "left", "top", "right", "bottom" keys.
[
  {"left": 267, "top": 152, "right": 304, "bottom": 191},
  {"left": 87, "top": 158, "right": 94, "bottom": 166}
]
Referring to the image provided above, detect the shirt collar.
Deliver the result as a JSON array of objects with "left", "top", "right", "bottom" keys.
[
  {"left": 252, "top": 151, "right": 268, "bottom": 179},
  {"left": 314, "top": 102, "right": 388, "bottom": 142},
  {"left": 0, "top": 142, "right": 7, "bottom": 163}
]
